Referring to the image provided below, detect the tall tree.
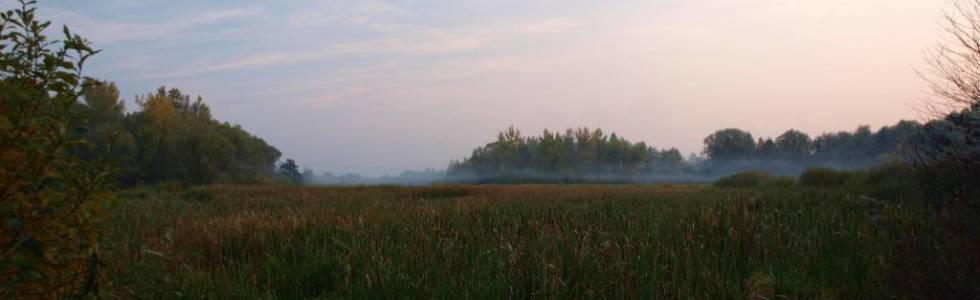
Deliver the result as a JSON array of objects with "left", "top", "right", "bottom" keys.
[
  {"left": 73, "top": 80, "right": 135, "bottom": 160},
  {"left": 703, "top": 128, "right": 756, "bottom": 162},
  {"left": 279, "top": 159, "right": 303, "bottom": 185},
  {"left": 775, "top": 129, "right": 813, "bottom": 160}
]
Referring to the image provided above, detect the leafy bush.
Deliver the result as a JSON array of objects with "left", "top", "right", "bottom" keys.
[
  {"left": 762, "top": 177, "right": 798, "bottom": 188},
  {"left": 713, "top": 171, "right": 772, "bottom": 188},
  {"left": 0, "top": 1, "right": 113, "bottom": 298},
  {"left": 181, "top": 187, "right": 214, "bottom": 202},
  {"left": 845, "top": 162, "right": 920, "bottom": 200},
  {"left": 799, "top": 168, "right": 851, "bottom": 187}
]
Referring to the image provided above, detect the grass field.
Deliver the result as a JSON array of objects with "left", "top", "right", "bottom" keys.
[{"left": 102, "top": 184, "right": 941, "bottom": 299}]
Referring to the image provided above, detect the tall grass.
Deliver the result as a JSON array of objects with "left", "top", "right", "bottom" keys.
[{"left": 104, "top": 184, "right": 930, "bottom": 299}]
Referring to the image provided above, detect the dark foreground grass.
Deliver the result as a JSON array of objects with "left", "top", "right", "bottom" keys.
[{"left": 103, "top": 184, "right": 936, "bottom": 299}]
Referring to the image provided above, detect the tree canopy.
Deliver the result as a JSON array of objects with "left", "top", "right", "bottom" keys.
[
  {"left": 72, "top": 84, "right": 283, "bottom": 186},
  {"left": 448, "top": 122, "right": 925, "bottom": 182}
]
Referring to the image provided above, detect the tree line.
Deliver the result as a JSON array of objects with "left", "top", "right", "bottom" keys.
[
  {"left": 447, "top": 127, "right": 687, "bottom": 182},
  {"left": 71, "top": 82, "right": 286, "bottom": 186},
  {"left": 447, "top": 120, "right": 926, "bottom": 182},
  {"left": 700, "top": 121, "right": 923, "bottom": 174}
]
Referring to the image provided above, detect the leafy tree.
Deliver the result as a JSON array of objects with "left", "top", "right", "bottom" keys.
[
  {"left": 451, "top": 122, "right": 924, "bottom": 182},
  {"left": 279, "top": 159, "right": 303, "bottom": 185},
  {"left": 449, "top": 127, "right": 671, "bottom": 182},
  {"left": 0, "top": 1, "right": 111, "bottom": 297},
  {"left": 81, "top": 86, "right": 283, "bottom": 186},
  {"left": 703, "top": 128, "right": 756, "bottom": 162},
  {"left": 775, "top": 129, "right": 813, "bottom": 160},
  {"left": 72, "top": 80, "right": 137, "bottom": 181},
  {"left": 755, "top": 138, "right": 778, "bottom": 160}
]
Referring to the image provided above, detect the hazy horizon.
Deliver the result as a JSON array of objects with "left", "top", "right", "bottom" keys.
[{"left": 35, "top": 0, "right": 942, "bottom": 176}]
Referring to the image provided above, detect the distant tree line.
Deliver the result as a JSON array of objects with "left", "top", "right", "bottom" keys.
[
  {"left": 701, "top": 121, "right": 923, "bottom": 175},
  {"left": 72, "top": 81, "right": 284, "bottom": 186},
  {"left": 447, "top": 121, "right": 926, "bottom": 182},
  {"left": 447, "top": 127, "right": 688, "bottom": 182}
]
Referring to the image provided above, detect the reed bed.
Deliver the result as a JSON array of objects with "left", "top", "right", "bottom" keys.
[{"left": 104, "top": 184, "right": 928, "bottom": 299}]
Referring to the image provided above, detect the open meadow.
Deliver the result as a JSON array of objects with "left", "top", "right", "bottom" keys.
[
  {"left": 6, "top": 1, "right": 980, "bottom": 299},
  {"left": 102, "top": 183, "right": 954, "bottom": 299}
]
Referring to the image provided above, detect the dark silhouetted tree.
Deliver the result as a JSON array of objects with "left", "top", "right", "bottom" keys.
[
  {"left": 279, "top": 159, "right": 304, "bottom": 185},
  {"left": 775, "top": 129, "right": 813, "bottom": 160},
  {"left": 703, "top": 128, "right": 756, "bottom": 162}
]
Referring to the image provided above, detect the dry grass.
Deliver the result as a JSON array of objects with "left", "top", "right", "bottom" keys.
[{"left": 103, "top": 184, "right": 930, "bottom": 299}]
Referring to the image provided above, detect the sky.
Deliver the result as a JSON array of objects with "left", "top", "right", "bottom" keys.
[{"left": 23, "top": 0, "right": 945, "bottom": 175}]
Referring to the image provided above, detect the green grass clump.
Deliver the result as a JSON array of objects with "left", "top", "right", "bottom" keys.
[
  {"left": 761, "top": 176, "right": 798, "bottom": 188},
  {"left": 713, "top": 171, "right": 772, "bottom": 188},
  {"left": 102, "top": 184, "right": 942, "bottom": 299},
  {"left": 799, "top": 167, "right": 852, "bottom": 187}
]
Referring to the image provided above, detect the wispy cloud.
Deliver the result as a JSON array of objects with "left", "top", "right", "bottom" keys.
[
  {"left": 146, "top": 13, "right": 574, "bottom": 78},
  {"left": 44, "top": 6, "right": 259, "bottom": 43},
  {"left": 287, "top": 1, "right": 410, "bottom": 28}
]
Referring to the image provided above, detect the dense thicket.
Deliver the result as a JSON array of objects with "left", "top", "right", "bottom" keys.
[
  {"left": 911, "top": 105, "right": 980, "bottom": 215},
  {"left": 72, "top": 83, "right": 282, "bottom": 186},
  {"left": 448, "top": 121, "right": 924, "bottom": 182}
]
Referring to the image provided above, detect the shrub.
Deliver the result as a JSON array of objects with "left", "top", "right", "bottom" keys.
[
  {"left": 846, "top": 162, "right": 920, "bottom": 200},
  {"left": 0, "top": 2, "right": 113, "bottom": 298},
  {"left": 762, "top": 177, "right": 798, "bottom": 188},
  {"left": 799, "top": 168, "right": 851, "bottom": 187},
  {"left": 181, "top": 187, "right": 214, "bottom": 202},
  {"left": 714, "top": 171, "right": 771, "bottom": 188},
  {"left": 909, "top": 105, "right": 980, "bottom": 219}
]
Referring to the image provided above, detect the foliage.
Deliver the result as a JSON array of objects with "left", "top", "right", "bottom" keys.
[
  {"left": 70, "top": 80, "right": 136, "bottom": 180},
  {"left": 799, "top": 168, "right": 852, "bottom": 187},
  {"left": 706, "top": 122, "right": 923, "bottom": 176},
  {"left": 795, "top": 164, "right": 919, "bottom": 200},
  {"left": 703, "top": 128, "right": 756, "bottom": 162},
  {"left": 448, "top": 127, "right": 685, "bottom": 182},
  {"left": 450, "top": 122, "right": 924, "bottom": 183},
  {"left": 761, "top": 176, "right": 798, "bottom": 188},
  {"left": 0, "top": 1, "right": 112, "bottom": 297},
  {"left": 73, "top": 85, "right": 282, "bottom": 186},
  {"left": 713, "top": 171, "right": 772, "bottom": 188},
  {"left": 278, "top": 159, "right": 303, "bottom": 185},
  {"left": 774, "top": 129, "right": 813, "bottom": 160},
  {"left": 909, "top": 106, "right": 980, "bottom": 211}
]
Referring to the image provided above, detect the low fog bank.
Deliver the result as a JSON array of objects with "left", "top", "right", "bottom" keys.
[
  {"left": 301, "top": 155, "right": 898, "bottom": 186},
  {"left": 303, "top": 168, "right": 446, "bottom": 186},
  {"left": 440, "top": 158, "right": 894, "bottom": 185}
]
